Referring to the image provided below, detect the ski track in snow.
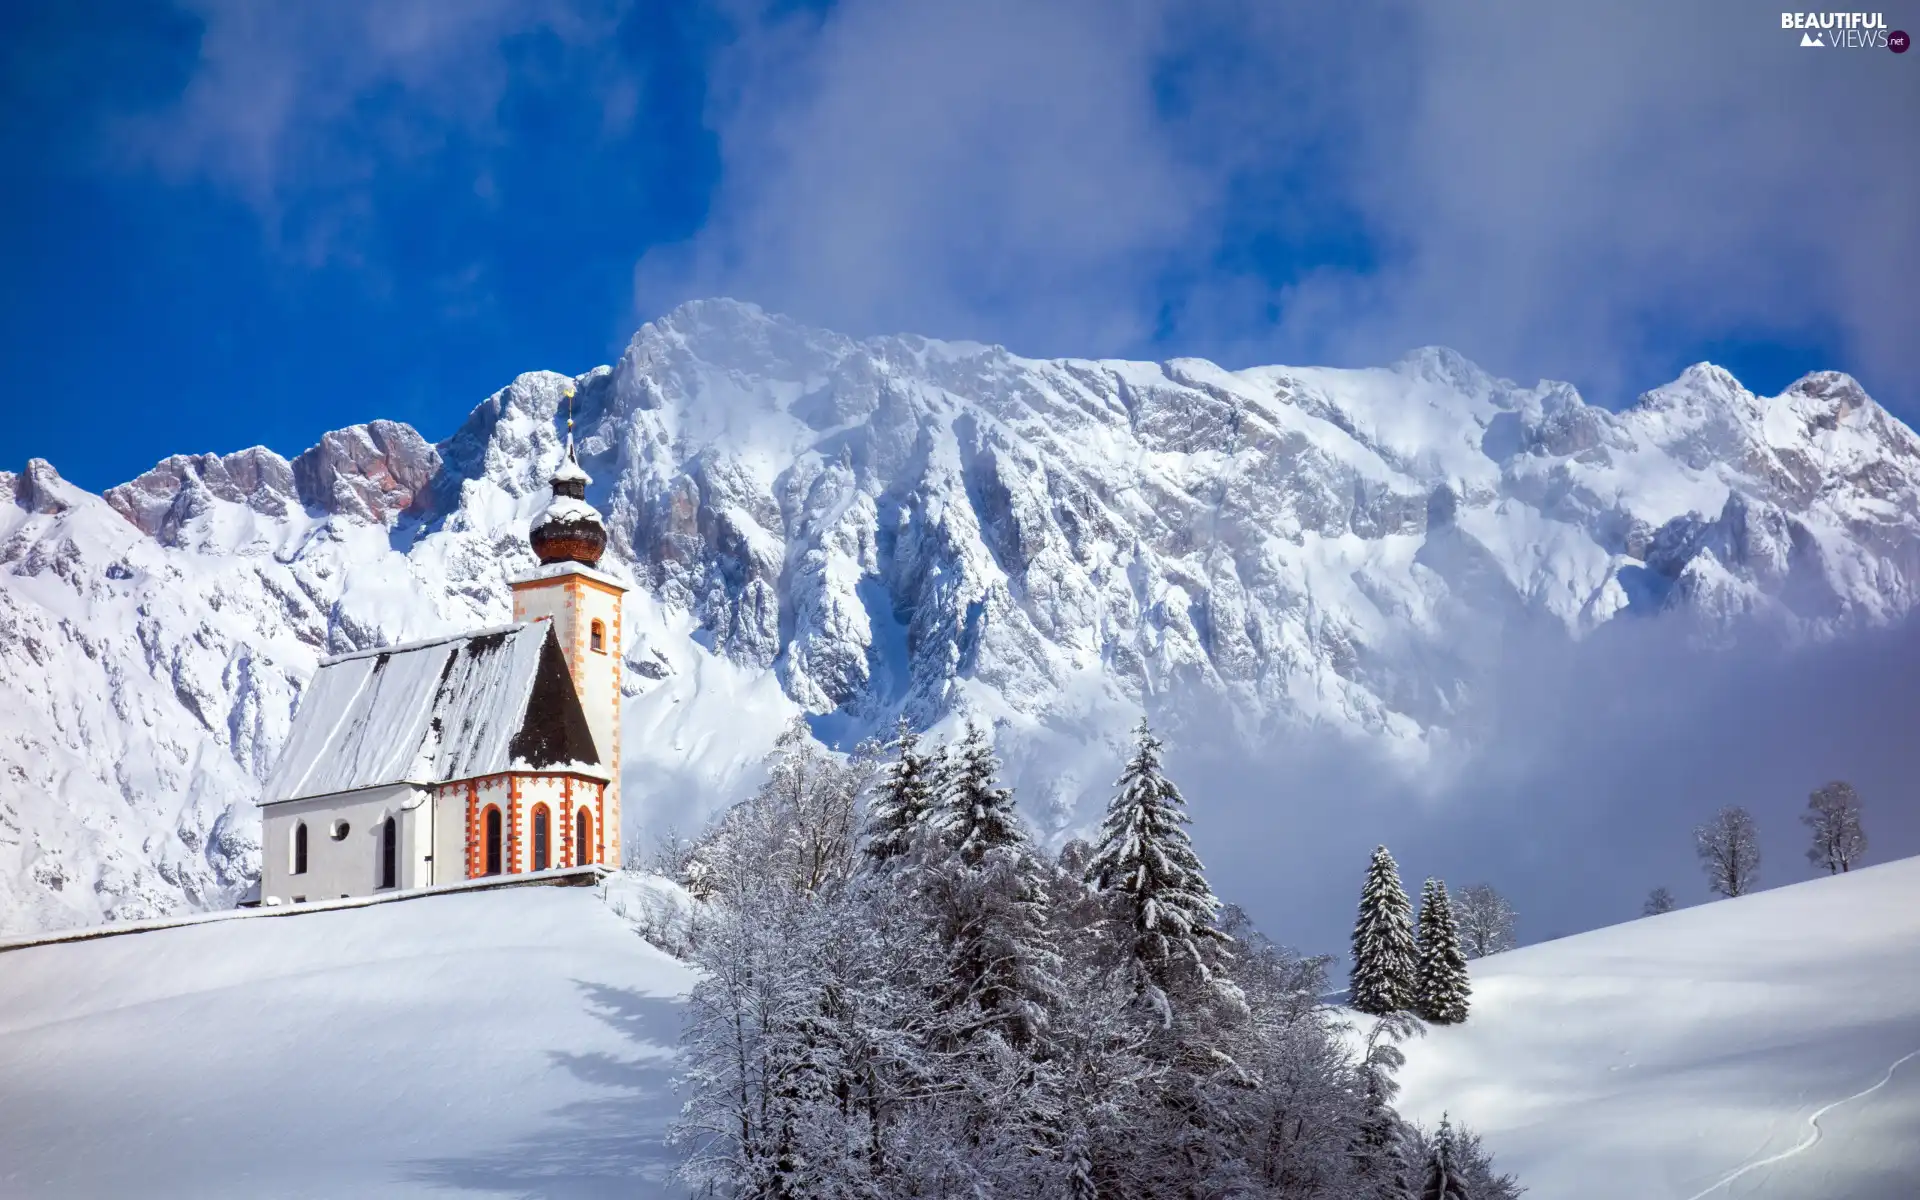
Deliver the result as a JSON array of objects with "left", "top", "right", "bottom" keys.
[{"left": 1682, "top": 1046, "right": 1920, "bottom": 1199}]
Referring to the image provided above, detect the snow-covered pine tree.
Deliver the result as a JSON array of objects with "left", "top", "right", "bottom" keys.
[
  {"left": 1084, "top": 720, "right": 1233, "bottom": 1017},
  {"left": 865, "top": 715, "right": 938, "bottom": 867},
  {"left": 1415, "top": 1116, "right": 1523, "bottom": 1200},
  {"left": 1418, "top": 1115, "right": 1471, "bottom": 1200},
  {"left": 1350, "top": 845, "right": 1417, "bottom": 1016},
  {"left": 946, "top": 722, "right": 1024, "bottom": 866},
  {"left": 1414, "top": 880, "right": 1470, "bottom": 1026},
  {"left": 927, "top": 722, "right": 1061, "bottom": 1051}
]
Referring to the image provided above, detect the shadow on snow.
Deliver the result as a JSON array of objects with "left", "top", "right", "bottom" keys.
[{"left": 400, "top": 979, "right": 689, "bottom": 1198}]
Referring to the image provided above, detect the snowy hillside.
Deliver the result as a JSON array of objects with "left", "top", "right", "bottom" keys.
[
  {"left": 1395, "top": 855, "right": 1920, "bottom": 1199},
  {"left": 0, "top": 881, "right": 696, "bottom": 1199},
  {"left": 8, "top": 297, "right": 1920, "bottom": 933}
]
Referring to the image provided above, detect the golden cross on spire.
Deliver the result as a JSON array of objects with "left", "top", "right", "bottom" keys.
[{"left": 563, "top": 385, "right": 576, "bottom": 460}]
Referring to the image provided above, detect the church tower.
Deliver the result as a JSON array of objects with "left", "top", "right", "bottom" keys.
[{"left": 507, "top": 406, "right": 627, "bottom": 869}]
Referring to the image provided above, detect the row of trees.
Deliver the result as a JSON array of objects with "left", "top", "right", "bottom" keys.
[
  {"left": 1643, "top": 780, "right": 1870, "bottom": 915},
  {"left": 1349, "top": 849, "right": 1480, "bottom": 1026},
  {"left": 668, "top": 718, "right": 1521, "bottom": 1198}
]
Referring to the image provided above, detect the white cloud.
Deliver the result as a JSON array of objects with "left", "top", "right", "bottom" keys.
[
  {"left": 119, "top": 0, "right": 622, "bottom": 264},
  {"left": 643, "top": 0, "right": 1919, "bottom": 406}
]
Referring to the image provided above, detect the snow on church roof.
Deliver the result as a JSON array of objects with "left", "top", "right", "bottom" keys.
[{"left": 262, "top": 621, "right": 601, "bottom": 804}]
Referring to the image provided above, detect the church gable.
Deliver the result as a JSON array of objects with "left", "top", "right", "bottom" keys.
[
  {"left": 263, "top": 619, "right": 598, "bottom": 804},
  {"left": 507, "top": 627, "right": 600, "bottom": 770}
]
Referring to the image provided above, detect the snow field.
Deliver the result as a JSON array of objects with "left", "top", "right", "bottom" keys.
[
  {"left": 1394, "top": 855, "right": 1920, "bottom": 1199},
  {"left": 0, "top": 883, "right": 698, "bottom": 1199}
]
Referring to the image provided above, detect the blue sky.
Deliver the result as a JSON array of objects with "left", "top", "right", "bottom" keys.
[{"left": 2, "top": 0, "right": 1914, "bottom": 493}]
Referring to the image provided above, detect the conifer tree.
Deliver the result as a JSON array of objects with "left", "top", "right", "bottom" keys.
[
  {"left": 1350, "top": 845, "right": 1417, "bottom": 1016},
  {"left": 928, "top": 721, "right": 1059, "bottom": 1050},
  {"left": 1415, "top": 880, "right": 1470, "bottom": 1026},
  {"left": 946, "top": 721, "right": 1024, "bottom": 866},
  {"left": 1085, "top": 721, "right": 1232, "bottom": 1015},
  {"left": 1418, "top": 1115, "right": 1472, "bottom": 1200},
  {"left": 865, "top": 715, "right": 937, "bottom": 866}
]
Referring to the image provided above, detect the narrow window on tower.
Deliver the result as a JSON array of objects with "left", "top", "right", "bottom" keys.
[
  {"left": 292, "top": 822, "right": 308, "bottom": 875},
  {"left": 532, "top": 805, "right": 551, "bottom": 871},
  {"left": 590, "top": 619, "right": 606, "bottom": 654}
]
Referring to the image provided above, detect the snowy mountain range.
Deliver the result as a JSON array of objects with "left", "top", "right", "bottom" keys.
[{"left": 6, "top": 297, "right": 1920, "bottom": 934}]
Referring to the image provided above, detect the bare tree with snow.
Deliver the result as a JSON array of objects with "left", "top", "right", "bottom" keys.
[
  {"left": 1694, "top": 806, "right": 1761, "bottom": 898},
  {"left": 1454, "top": 883, "right": 1517, "bottom": 959},
  {"left": 1802, "top": 781, "right": 1868, "bottom": 875},
  {"left": 1642, "top": 886, "right": 1676, "bottom": 916}
]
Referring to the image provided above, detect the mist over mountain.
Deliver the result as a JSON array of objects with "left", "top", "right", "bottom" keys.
[{"left": 5, "top": 298, "right": 1917, "bottom": 945}]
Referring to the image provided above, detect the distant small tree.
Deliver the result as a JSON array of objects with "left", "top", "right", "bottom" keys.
[
  {"left": 1642, "top": 886, "right": 1676, "bottom": 916},
  {"left": 1693, "top": 806, "right": 1761, "bottom": 898},
  {"left": 1802, "top": 781, "right": 1867, "bottom": 875},
  {"left": 1414, "top": 880, "right": 1470, "bottom": 1026},
  {"left": 1417, "top": 1115, "right": 1471, "bottom": 1200},
  {"left": 1453, "top": 883, "right": 1517, "bottom": 959},
  {"left": 1414, "top": 1115, "right": 1523, "bottom": 1200},
  {"left": 1351, "top": 846, "right": 1418, "bottom": 1016}
]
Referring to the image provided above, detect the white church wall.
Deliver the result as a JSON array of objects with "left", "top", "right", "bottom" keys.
[
  {"left": 260, "top": 784, "right": 429, "bottom": 904},
  {"left": 433, "top": 784, "right": 469, "bottom": 882}
]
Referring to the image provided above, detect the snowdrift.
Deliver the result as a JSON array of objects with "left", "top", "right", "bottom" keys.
[
  {"left": 1396, "top": 855, "right": 1920, "bottom": 1199},
  {"left": 0, "top": 884, "right": 697, "bottom": 1199}
]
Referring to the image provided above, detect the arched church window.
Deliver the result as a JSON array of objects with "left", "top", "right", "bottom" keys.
[
  {"left": 532, "top": 805, "right": 551, "bottom": 871},
  {"left": 577, "top": 808, "right": 593, "bottom": 865},
  {"left": 484, "top": 806, "right": 503, "bottom": 876},
  {"left": 379, "top": 817, "right": 397, "bottom": 889},
  {"left": 293, "top": 822, "right": 308, "bottom": 875},
  {"left": 590, "top": 620, "right": 606, "bottom": 653}
]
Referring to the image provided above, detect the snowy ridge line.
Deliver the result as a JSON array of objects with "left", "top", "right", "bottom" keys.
[
  {"left": 0, "top": 865, "right": 613, "bottom": 955},
  {"left": 1681, "top": 1045, "right": 1920, "bottom": 1199},
  {"left": 317, "top": 620, "right": 535, "bottom": 666}
]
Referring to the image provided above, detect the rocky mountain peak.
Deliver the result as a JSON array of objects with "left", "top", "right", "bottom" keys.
[
  {"left": 6, "top": 458, "right": 77, "bottom": 516},
  {"left": 290, "top": 419, "right": 441, "bottom": 526},
  {"left": 105, "top": 447, "right": 299, "bottom": 544}
]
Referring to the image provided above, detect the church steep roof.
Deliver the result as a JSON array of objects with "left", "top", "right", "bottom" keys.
[{"left": 261, "top": 621, "right": 602, "bottom": 804}]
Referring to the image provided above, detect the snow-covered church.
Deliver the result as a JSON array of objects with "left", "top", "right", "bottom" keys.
[{"left": 257, "top": 442, "right": 625, "bottom": 904}]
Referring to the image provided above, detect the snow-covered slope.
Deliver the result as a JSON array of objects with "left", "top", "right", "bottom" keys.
[
  {"left": 8, "top": 298, "right": 1920, "bottom": 933},
  {"left": 1396, "top": 856, "right": 1920, "bottom": 1199},
  {"left": 0, "top": 882, "right": 696, "bottom": 1199}
]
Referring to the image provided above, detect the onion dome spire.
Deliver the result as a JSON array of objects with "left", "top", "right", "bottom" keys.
[{"left": 528, "top": 385, "right": 608, "bottom": 567}]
